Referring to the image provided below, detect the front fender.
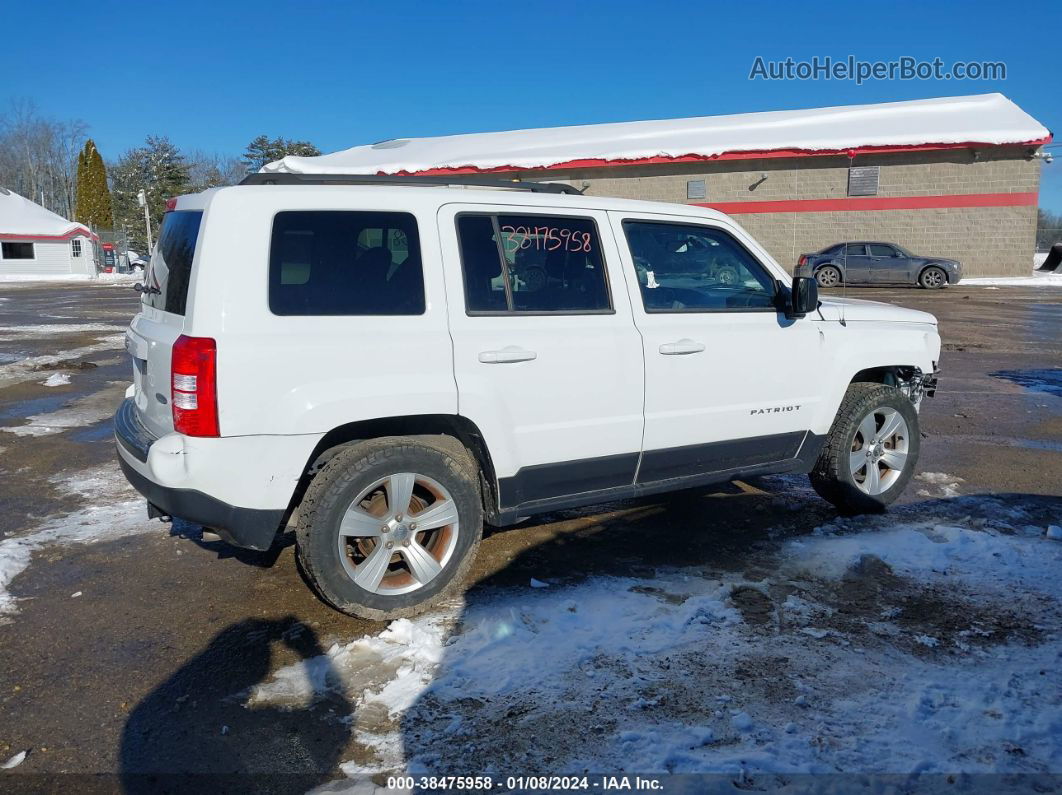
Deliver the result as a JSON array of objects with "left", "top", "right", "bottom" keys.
[{"left": 810, "top": 320, "right": 940, "bottom": 435}]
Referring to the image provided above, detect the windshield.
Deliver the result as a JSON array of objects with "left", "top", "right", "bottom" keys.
[{"left": 144, "top": 211, "right": 203, "bottom": 315}]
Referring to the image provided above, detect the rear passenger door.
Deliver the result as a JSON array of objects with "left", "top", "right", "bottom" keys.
[
  {"left": 840, "top": 243, "right": 872, "bottom": 283},
  {"left": 438, "top": 204, "right": 644, "bottom": 512}
]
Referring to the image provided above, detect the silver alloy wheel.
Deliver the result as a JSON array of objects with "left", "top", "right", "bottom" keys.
[
  {"left": 337, "top": 472, "right": 460, "bottom": 595},
  {"left": 849, "top": 408, "right": 910, "bottom": 495},
  {"left": 817, "top": 267, "right": 841, "bottom": 287},
  {"left": 921, "top": 268, "right": 945, "bottom": 288}
]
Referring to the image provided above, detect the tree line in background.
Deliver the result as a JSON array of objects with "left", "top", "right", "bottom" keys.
[
  {"left": 0, "top": 101, "right": 320, "bottom": 252},
  {"left": 1037, "top": 208, "right": 1062, "bottom": 250}
]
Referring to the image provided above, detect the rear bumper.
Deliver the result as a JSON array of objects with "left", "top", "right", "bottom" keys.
[
  {"left": 116, "top": 453, "right": 284, "bottom": 550},
  {"left": 113, "top": 398, "right": 317, "bottom": 550}
]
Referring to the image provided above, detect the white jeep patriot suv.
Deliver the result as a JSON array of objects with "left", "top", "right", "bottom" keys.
[{"left": 115, "top": 174, "right": 940, "bottom": 619}]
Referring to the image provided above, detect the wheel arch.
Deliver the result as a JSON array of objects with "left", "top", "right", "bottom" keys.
[
  {"left": 288, "top": 414, "right": 501, "bottom": 525},
  {"left": 917, "top": 262, "right": 949, "bottom": 283},
  {"left": 849, "top": 365, "right": 925, "bottom": 387}
]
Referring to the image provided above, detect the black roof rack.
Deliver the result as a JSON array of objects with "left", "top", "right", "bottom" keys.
[{"left": 239, "top": 172, "right": 583, "bottom": 194}]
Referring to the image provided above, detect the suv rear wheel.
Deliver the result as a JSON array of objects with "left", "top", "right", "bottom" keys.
[
  {"left": 809, "top": 383, "right": 920, "bottom": 514},
  {"left": 296, "top": 437, "right": 482, "bottom": 619}
]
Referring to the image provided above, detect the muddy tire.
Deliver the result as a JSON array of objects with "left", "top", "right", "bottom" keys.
[
  {"left": 295, "top": 436, "right": 482, "bottom": 620},
  {"left": 809, "top": 383, "right": 920, "bottom": 514},
  {"left": 816, "top": 265, "right": 842, "bottom": 288},
  {"left": 919, "top": 266, "right": 947, "bottom": 289}
]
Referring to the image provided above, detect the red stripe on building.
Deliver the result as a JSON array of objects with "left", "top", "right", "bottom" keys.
[
  {"left": 395, "top": 137, "right": 1052, "bottom": 176},
  {"left": 0, "top": 227, "right": 96, "bottom": 242},
  {"left": 693, "top": 192, "right": 1039, "bottom": 215}
]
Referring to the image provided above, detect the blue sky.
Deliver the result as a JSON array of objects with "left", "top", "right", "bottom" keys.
[{"left": 3, "top": 0, "right": 1061, "bottom": 210}]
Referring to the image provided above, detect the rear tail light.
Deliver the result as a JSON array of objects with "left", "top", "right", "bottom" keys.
[
  {"left": 171, "top": 335, "right": 219, "bottom": 437},
  {"left": 798, "top": 255, "right": 807, "bottom": 267}
]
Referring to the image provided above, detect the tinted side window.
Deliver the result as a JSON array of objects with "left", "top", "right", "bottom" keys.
[
  {"left": 457, "top": 214, "right": 611, "bottom": 313},
  {"left": 844, "top": 243, "right": 867, "bottom": 256},
  {"left": 868, "top": 244, "right": 896, "bottom": 257},
  {"left": 145, "top": 211, "right": 202, "bottom": 315},
  {"left": 623, "top": 221, "right": 776, "bottom": 313},
  {"left": 269, "top": 211, "right": 424, "bottom": 316}
]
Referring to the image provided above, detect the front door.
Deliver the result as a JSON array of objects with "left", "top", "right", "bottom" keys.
[
  {"left": 610, "top": 212, "right": 829, "bottom": 483},
  {"left": 867, "top": 243, "right": 906, "bottom": 283},
  {"left": 439, "top": 203, "right": 645, "bottom": 511}
]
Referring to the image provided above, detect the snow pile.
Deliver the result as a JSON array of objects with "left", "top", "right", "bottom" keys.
[
  {"left": 263, "top": 94, "right": 1049, "bottom": 176},
  {"left": 257, "top": 496, "right": 1061, "bottom": 783},
  {"left": 0, "top": 466, "right": 150, "bottom": 615},
  {"left": 41, "top": 373, "right": 70, "bottom": 387}
]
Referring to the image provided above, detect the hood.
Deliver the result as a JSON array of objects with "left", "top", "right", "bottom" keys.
[{"left": 816, "top": 297, "right": 937, "bottom": 325}]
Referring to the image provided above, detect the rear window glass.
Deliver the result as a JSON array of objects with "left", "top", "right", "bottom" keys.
[
  {"left": 144, "top": 211, "right": 202, "bottom": 315},
  {"left": 269, "top": 211, "right": 424, "bottom": 316}
]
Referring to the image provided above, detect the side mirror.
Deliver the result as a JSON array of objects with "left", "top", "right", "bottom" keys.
[{"left": 788, "top": 275, "right": 818, "bottom": 319}]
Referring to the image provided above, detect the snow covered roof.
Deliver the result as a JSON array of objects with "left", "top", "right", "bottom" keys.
[
  {"left": 0, "top": 189, "right": 93, "bottom": 239},
  {"left": 263, "top": 93, "right": 1050, "bottom": 176}
]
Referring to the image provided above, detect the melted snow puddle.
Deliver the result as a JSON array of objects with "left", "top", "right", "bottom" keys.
[
  {"left": 250, "top": 498, "right": 1062, "bottom": 785},
  {"left": 0, "top": 466, "right": 151, "bottom": 616}
]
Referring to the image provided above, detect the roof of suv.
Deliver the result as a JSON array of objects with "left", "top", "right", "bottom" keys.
[{"left": 173, "top": 180, "right": 734, "bottom": 224}]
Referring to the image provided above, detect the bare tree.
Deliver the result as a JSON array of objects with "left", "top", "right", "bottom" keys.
[
  {"left": 0, "top": 99, "right": 88, "bottom": 220},
  {"left": 186, "top": 150, "right": 246, "bottom": 191}
]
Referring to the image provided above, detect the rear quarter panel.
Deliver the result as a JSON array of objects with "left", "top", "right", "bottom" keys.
[{"left": 184, "top": 187, "right": 457, "bottom": 438}]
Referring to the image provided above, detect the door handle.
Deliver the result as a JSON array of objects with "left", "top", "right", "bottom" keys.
[
  {"left": 658, "top": 339, "right": 705, "bottom": 356},
  {"left": 478, "top": 347, "right": 538, "bottom": 364}
]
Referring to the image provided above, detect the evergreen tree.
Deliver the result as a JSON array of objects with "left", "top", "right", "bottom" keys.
[
  {"left": 74, "top": 146, "right": 88, "bottom": 222},
  {"left": 74, "top": 140, "right": 114, "bottom": 229},
  {"left": 241, "top": 135, "right": 321, "bottom": 173},
  {"left": 110, "top": 135, "right": 190, "bottom": 250}
]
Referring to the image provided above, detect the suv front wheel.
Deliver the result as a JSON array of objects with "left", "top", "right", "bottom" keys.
[
  {"left": 810, "top": 383, "right": 920, "bottom": 514},
  {"left": 296, "top": 437, "right": 482, "bottom": 620}
]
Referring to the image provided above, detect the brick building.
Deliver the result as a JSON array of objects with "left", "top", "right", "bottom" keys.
[{"left": 265, "top": 94, "right": 1051, "bottom": 277}]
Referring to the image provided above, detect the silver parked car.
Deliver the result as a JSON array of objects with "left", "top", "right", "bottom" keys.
[{"left": 797, "top": 242, "right": 962, "bottom": 289}]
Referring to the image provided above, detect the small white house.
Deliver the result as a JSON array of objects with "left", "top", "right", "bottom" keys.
[{"left": 0, "top": 188, "right": 99, "bottom": 277}]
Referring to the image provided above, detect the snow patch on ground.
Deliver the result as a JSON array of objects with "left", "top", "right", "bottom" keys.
[
  {"left": 0, "top": 335, "right": 124, "bottom": 389},
  {"left": 0, "top": 272, "right": 140, "bottom": 284},
  {"left": 0, "top": 323, "right": 128, "bottom": 340},
  {"left": 40, "top": 373, "right": 70, "bottom": 387},
  {"left": 0, "top": 466, "right": 150, "bottom": 615},
  {"left": 963, "top": 273, "right": 1062, "bottom": 287},
  {"left": 263, "top": 496, "right": 1061, "bottom": 782},
  {"left": 2, "top": 381, "right": 126, "bottom": 437},
  {"left": 915, "top": 471, "right": 965, "bottom": 498}
]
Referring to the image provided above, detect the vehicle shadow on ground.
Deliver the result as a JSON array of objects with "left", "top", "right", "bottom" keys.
[
  {"left": 391, "top": 486, "right": 1062, "bottom": 777},
  {"left": 167, "top": 518, "right": 294, "bottom": 568},
  {"left": 119, "top": 616, "right": 350, "bottom": 794}
]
